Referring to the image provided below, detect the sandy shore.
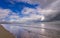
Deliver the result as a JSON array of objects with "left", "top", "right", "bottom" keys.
[{"left": 0, "top": 25, "right": 15, "bottom": 38}]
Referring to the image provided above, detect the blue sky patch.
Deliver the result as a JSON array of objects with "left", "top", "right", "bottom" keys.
[{"left": 0, "top": 0, "right": 38, "bottom": 16}]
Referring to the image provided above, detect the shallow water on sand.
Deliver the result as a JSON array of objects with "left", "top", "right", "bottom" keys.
[{"left": 1, "top": 22, "right": 60, "bottom": 38}]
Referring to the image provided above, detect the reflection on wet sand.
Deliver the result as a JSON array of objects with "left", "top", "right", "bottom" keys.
[
  {"left": 0, "top": 25, "right": 15, "bottom": 38},
  {"left": 1, "top": 22, "right": 60, "bottom": 38}
]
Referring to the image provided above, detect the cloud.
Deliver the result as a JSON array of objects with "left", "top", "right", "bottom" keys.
[
  {"left": 21, "top": 0, "right": 60, "bottom": 21},
  {"left": 10, "top": 0, "right": 56, "bottom": 8},
  {"left": 21, "top": 6, "right": 59, "bottom": 22},
  {"left": 46, "top": 0, "right": 60, "bottom": 10},
  {"left": 0, "top": 8, "right": 20, "bottom": 22},
  {"left": 44, "top": 0, "right": 60, "bottom": 20},
  {"left": 0, "top": 8, "right": 10, "bottom": 19},
  {"left": 21, "top": 7, "right": 36, "bottom": 15},
  {"left": 21, "top": 7, "right": 45, "bottom": 22},
  {"left": 0, "top": 0, "right": 60, "bottom": 23},
  {"left": 1, "top": 7, "right": 45, "bottom": 23}
]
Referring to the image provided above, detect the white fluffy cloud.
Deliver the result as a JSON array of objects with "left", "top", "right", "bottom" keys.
[
  {"left": 21, "top": 7, "right": 45, "bottom": 22},
  {"left": 6, "top": 7, "right": 45, "bottom": 23},
  {"left": 0, "top": 8, "right": 10, "bottom": 19}
]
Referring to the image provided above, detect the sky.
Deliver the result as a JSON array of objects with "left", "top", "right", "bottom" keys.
[{"left": 0, "top": 0, "right": 60, "bottom": 23}]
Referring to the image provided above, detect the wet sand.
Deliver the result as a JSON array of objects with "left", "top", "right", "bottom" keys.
[
  {"left": 0, "top": 25, "right": 15, "bottom": 38},
  {"left": 1, "top": 21, "right": 60, "bottom": 38}
]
